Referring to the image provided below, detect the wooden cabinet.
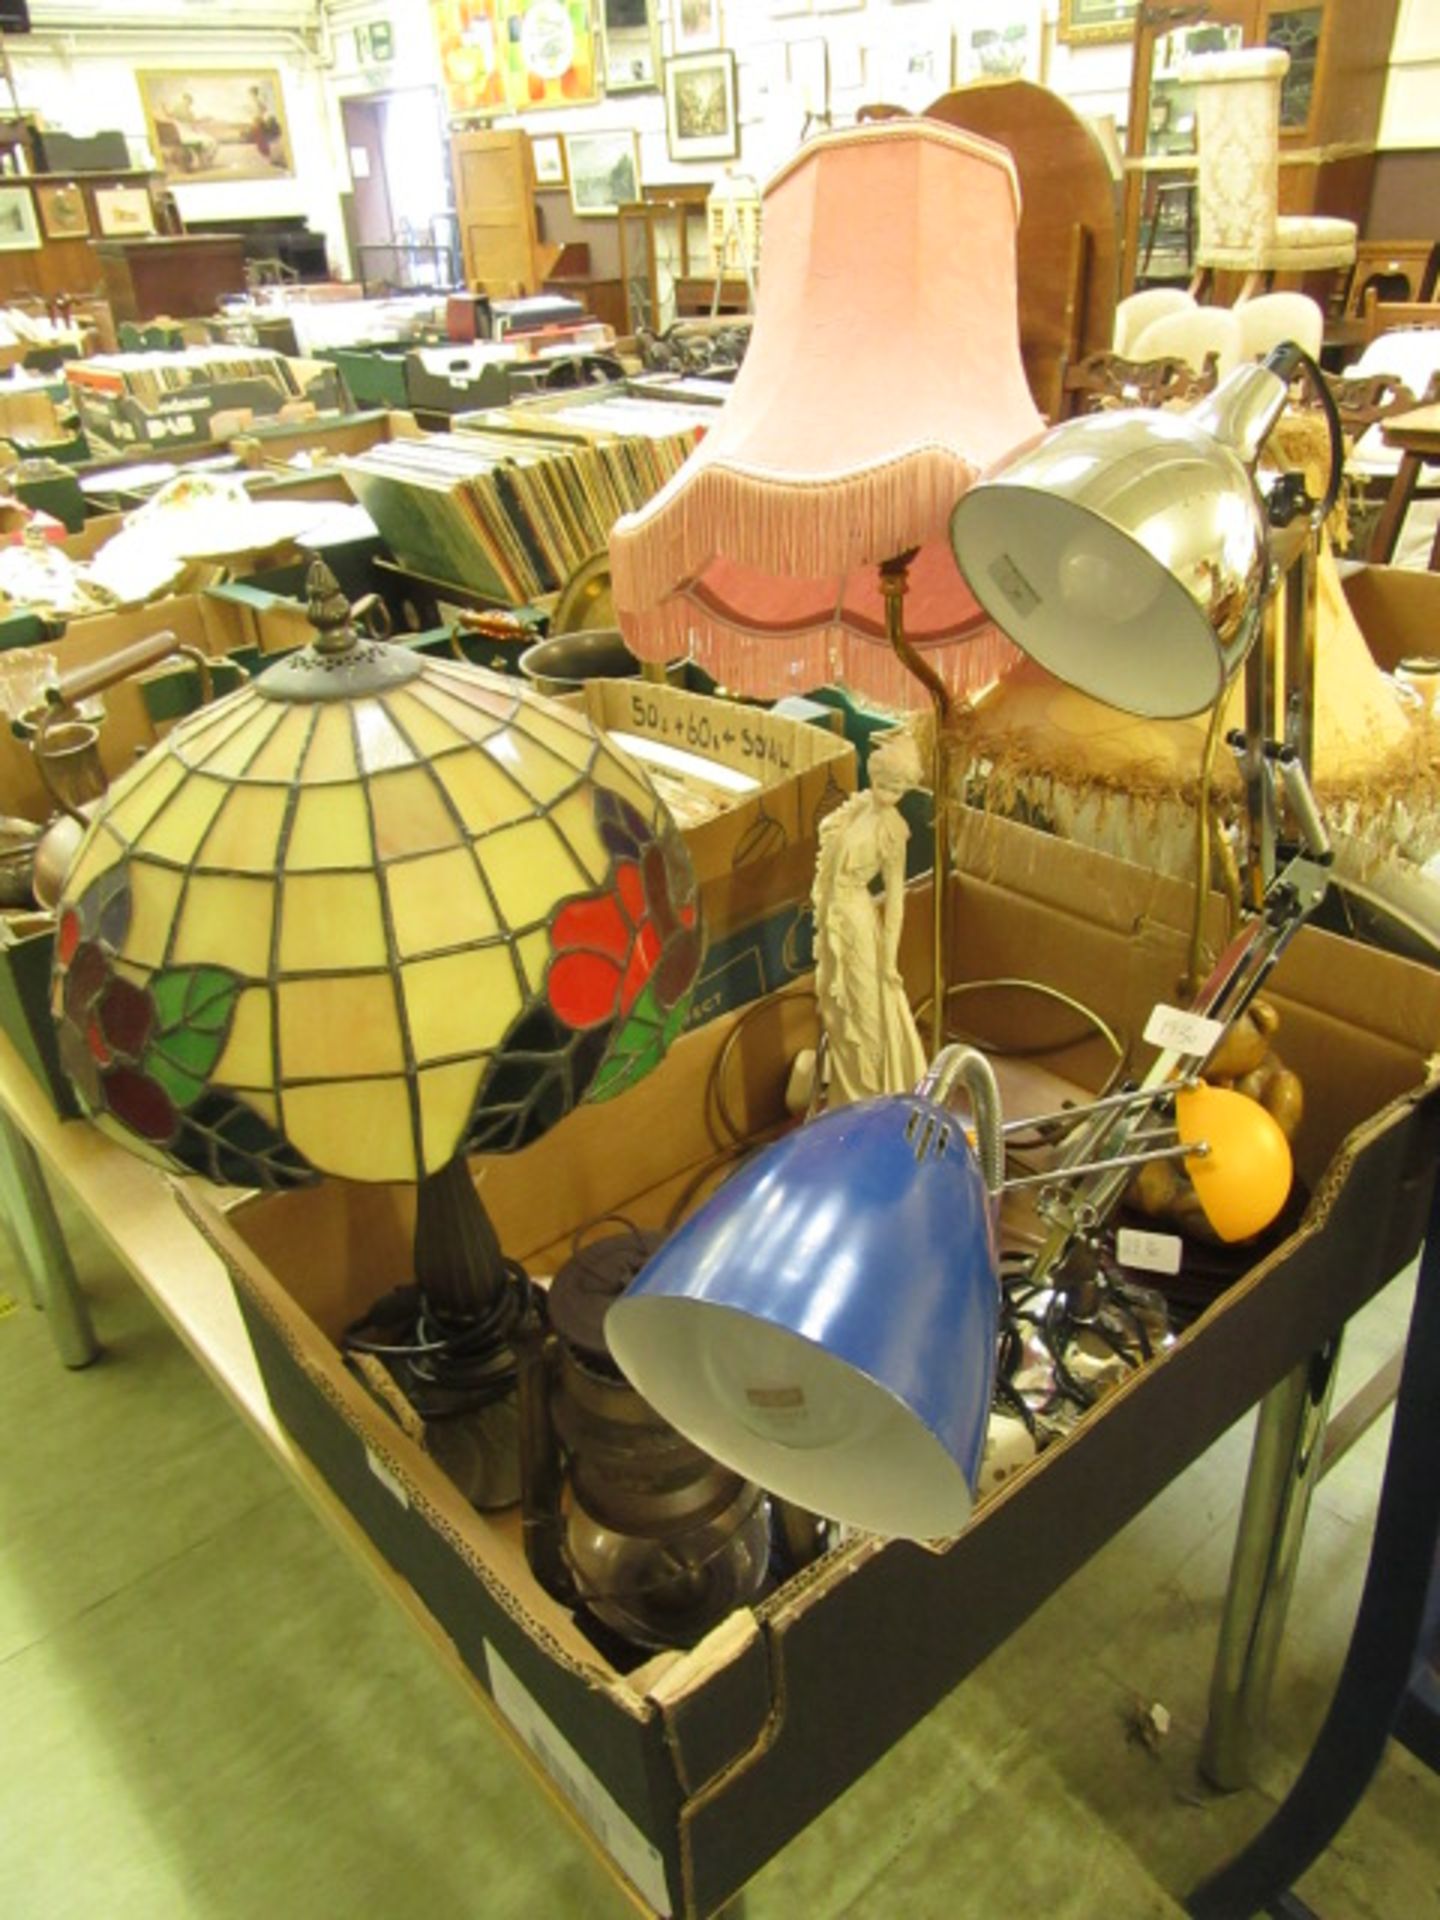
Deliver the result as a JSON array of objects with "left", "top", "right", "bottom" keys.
[
  {"left": 93, "top": 235, "right": 248, "bottom": 323},
  {"left": 1122, "top": 0, "right": 1402, "bottom": 294},
  {"left": 450, "top": 128, "right": 557, "bottom": 296},
  {"left": 0, "top": 171, "right": 163, "bottom": 305}
]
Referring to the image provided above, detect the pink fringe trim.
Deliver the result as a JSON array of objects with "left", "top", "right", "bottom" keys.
[
  {"left": 623, "top": 599, "right": 1022, "bottom": 711},
  {"left": 610, "top": 448, "right": 985, "bottom": 614}
]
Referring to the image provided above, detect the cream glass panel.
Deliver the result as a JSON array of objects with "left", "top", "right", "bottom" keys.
[
  {"left": 285, "top": 784, "right": 375, "bottom": 872},
  {"left": 354, "top": 698, "right": 418, "bottom": 774},
  {"left": 277, "top": 973, "right": 404, "bottom": 1079},
  {"left": 402, "top": 945, "right": 523, "bottom": 1062},
  {"left": 247, "top": 706, "right": 315, "bottom": 784},
  {"left": 417, "top": 1057, "right": 487, "bottom": 1170},
  {"left": 197, "top": 784, "right": 289, "bottom": 874},
  {"left": 122, "top": 861, "right": 187, "bottom": 970},
  {"left": 301, "top": 704, "right": 360, "bottom": 785},
  {"left": 481, "top": 817, "right": 594, "bottom": 926},
  {"left": 170, "top": 874, "right": 275, "bottom": 976},
  {"left": 546, "top": 790, "right": 609, "bottom": 884},
  {"left": 369, "top": 766, "right": 462, "bottom": 861},
  {"left": 138, "top": 775, "right": 229, "bottom": 865},
  {"left": 384, "top": 689, "right": 471, "bottom": 760},
  {"left": 278, "top": 872, "right": 388, "bottom": 972},
  {"left": 282, "top": 1075, "right": 414, "bottom": 1183},
  {"left": 385, "top": 846, "right": 500, "bottom": 957},
  {"left": 190, "top": 703, "right": 287, "bottom": 779},
  {"left": 213, "top": 986, "right": 274, "bottom": 1089},
  {"left": 102, "top": 754, "right": 188, "bottom": 846}
]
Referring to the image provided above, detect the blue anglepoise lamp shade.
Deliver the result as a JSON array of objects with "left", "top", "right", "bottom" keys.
[{"left": 606, "top": 1094, "right": 1001, "bottom": 1542}]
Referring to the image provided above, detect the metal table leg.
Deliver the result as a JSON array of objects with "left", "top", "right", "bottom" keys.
[
  {"left": 1201, "top": 1339, "right": 1343, "bottom": 1790},
  {"left": 0, "top": 1108, "right": 98, "bottom": 1368}
]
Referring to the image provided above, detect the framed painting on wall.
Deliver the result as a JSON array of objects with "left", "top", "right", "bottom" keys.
[
  {"left": 35, "top": 182, "right": 90, "bottom": 241},
  {"left": 956, "top": 5, "right": 1043, "bottom": 82},
  {"left": 497, "top": 0, "right": 600, "bottom": 110},
  {"left": 433, "top": 0, "right": 510, "bottom": 115},
  {"left": 530, "top": 133, "right": 568, "bottom": 186},
  {"left": 0, "top": 187, "right": 39, "bottom": 252},
  {"left": 672, "top": 0, "right": 722, "bottom": 54},
  {"left": 600, "top": 0, "right": 660, "bottom": 91},
  {"left": 1057, "top": 0, "right": 1139, "bottom": 46},
  {"left": 94, "top": 186, "right": 157, "bottom": 238},
  {"left": 137, "top": 70, "right": 294, "bottom": 182},
  {"left": 664, "top": 49, "right": 738, "bottom": 162},
  {"left": 564, "top": 128, "right": 640, "bottom": 216}
]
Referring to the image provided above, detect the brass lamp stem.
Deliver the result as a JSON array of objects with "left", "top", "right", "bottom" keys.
[{"left": 880, "top": 553, "right": 954, "bottom": 1055}]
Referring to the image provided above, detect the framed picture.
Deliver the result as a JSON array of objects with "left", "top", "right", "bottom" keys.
[
  {"left": 664, "top": 49, "right": 738, "bottom": 163},
  {"left": 137, "top": 70, "right": 294, "bottom": 182},
  {"left": 497, "top": 0, "right": 600, "bottom": 111},
  {"left": 35, "top": 182, "right": 90, "bottom": 241},
  {"left": 957, "top": 5, "right": 1043, "bottom": 82},
  {"left": 1057, "top": 0, "right": 1139, "bottom": 47},
  {"left": 564, "top": 128, "right": 641, "bottom": 215},
  {"left": 599, "top": 0, "right": 660, "bottom": 91},
  {"left": 875, "top": 17, "right": 952, "bottom": 107},
  {"left": 830, "top": 41, "right": 865, "bottom": 92},
  {"left": 94, "top": 186, "right": 157, "bottom": 238},
  {"left": 0, "top": 186, "right": 38, "bottom": 253},
  {"left": 787, "top": 37, "right": 828, "bottom": 116},
  {"left": 530, "top": 133, "right": 568, "bottom": 186},
  {"left": 433, "top": 0, "right": 509, "bottom": 115},
  {"left": 672, "top": 0, "right": 721, "bottom": 54},
  {"left": 738, "top": 38, "right": 788, "bottom": 122}
]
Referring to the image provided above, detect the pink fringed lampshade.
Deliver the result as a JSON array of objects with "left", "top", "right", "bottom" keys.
[{"left": 610, "top": 121, "right": 1045, "bottom": 709}]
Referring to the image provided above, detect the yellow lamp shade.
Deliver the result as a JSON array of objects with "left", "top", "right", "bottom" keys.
[
  {"left": 51, "top": 646, "right": 703, "bottom": 1189},
  {"left": 1176, "top": 1083, "right": 1293, "bottom": 1243}
]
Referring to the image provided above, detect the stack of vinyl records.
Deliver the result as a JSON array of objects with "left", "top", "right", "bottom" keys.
[{"left": 341, "top": 400, "right": 709, "bottom": 603}]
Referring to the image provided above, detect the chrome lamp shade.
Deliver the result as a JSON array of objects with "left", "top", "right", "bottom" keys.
[
  {"left": 607, "top": 1090, "right": 1000, "bottom": 1542},
  {"left": 950, "top": 363, "right": 1292, "bottom": 718}
]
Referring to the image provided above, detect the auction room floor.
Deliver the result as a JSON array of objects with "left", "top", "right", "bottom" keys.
[{"left": 1, "top": 1200, "right": 1436, "bottom": 1919}]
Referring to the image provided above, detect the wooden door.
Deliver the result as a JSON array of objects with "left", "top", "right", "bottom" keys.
[
  {"left": 451, "top": 128, "right": 542, "bottom": 295},
  {"left": 341, "top": 97, "right": 395, "bottom": 252}
]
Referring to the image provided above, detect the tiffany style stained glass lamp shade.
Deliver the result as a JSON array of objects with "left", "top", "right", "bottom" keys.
[{"left": 50, "top": 565, "right": 703, "bottom": 1498}]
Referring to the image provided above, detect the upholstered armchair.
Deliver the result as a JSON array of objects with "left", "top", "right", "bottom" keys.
[{"left": 1184, "top": 48, "right": 1355, "bottom": 296}]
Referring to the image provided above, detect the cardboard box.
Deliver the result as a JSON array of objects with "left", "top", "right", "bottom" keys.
[
  {"left": 188, "top": 815, "right": 1440, "bottom": 1919},
  {"left": 571, "top": 679, "right": 856, "bottom": 939},
  {"left": 1341, "top": 561, "right": 1440, "bottom": 671}
]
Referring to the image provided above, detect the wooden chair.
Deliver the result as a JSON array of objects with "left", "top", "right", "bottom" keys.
[
  {"left": 1343, "top": 241, "right": 1437, "bottom": 321},
  {"left": 922, "top": 80, "right": 1117, "bottom": 423},
  {"left": 1062, "top": 347, "right": 1219, "bottom": 415}
]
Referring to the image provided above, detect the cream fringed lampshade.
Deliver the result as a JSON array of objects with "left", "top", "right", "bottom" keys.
[
  {"left": 609, "top": 120, "right": 1045, "bottom": 712},
  {"left": 50, "top": 568, "right": 703, "bottom": 1193}
]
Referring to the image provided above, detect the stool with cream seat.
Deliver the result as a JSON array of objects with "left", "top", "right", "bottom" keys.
[
  {"left": 1113, "top": 286, "right": 1194, "bottom": 358},
  {"left": 1131, "top": 303, "right": 1245, "bottom": 381},
  {"left": 1233, "top": 291, "right": 1324, "bottom": 363},
  {"left": 1184, "top": 48, "right": 1356, "bottom": 303}
]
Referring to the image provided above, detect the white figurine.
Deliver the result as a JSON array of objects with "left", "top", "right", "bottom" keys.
[{"left": 812, "top": 729, "right": 928, "bottom": 1105}]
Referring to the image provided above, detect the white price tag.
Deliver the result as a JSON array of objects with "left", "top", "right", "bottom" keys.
[
  {"left": 1143, "top": 1004, "right": 1225, "bottom": 1057},
  {"left": 1117, "top": 1227, "right": 1184, "bottom": 1277},
  {"left": 365, "top": 1446, "right": 410, "bottom": 1508},
  {"left": 485, "top": 1644, "right": 672, "bottom": 1914}
]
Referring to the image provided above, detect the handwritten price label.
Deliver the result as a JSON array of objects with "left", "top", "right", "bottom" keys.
[
  {"left": 1143, "top": 1004, "right": 1225, "bottom": 1057},
  {"left": 1117, "top": 1227, "right": 1183, "bottom": 1276},
  {"left": 626, "top": 690, "right": 792, "bottom": 774}
]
